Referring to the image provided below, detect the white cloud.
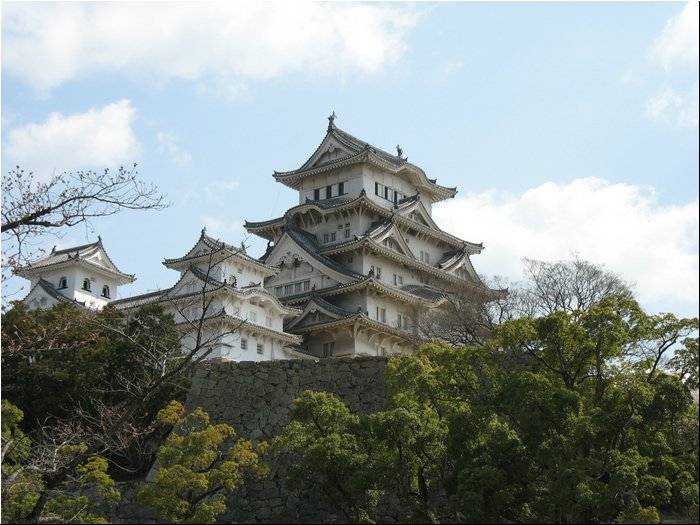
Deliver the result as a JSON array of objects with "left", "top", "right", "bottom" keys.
[
  {"left": 652, "top": 0, "right": 699, "bottom": 68},
  {"left": 3, "top": 99, "right": 140, "bottom": 177},
  {"left": 199, "top": 216, "right": 243, "bottom": 239},
  {"left": 433, "top": 178, "right": 699, "bottom": 315},
  {"left": 646, "top": 86, "right": 699, "bottom": 127},
  {"left": 1, "top": 3, "right": 421, "bottom": 94},
  {"left": 157, "top": 132, "right": 192, "bottom": 167}
]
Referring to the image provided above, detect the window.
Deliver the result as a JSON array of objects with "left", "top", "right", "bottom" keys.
[
  {"left": 402, "top": 316, "right": 410, "bottom": 329},
  {"left": 314, "top": 188, "right": 320, "bottom": 200},
  {"left": 58, "top": 277, "right": 67, "bottom": 289},
  {"left": 338, "top": 182, "right": 345, "bottom": 195},
  {"left": 337, "top": 224, "right": 343, "bottom": 230},
  {"left": 82, "top": 278, "right": 91, "bottom": 291},
  {"left": 323, "top": 341, "right": 335, "bottom": 358},
  {"left": 330, "top": 232, "right": 336, "bottom": 242},
  {"left": 275, "top": 286, "right": 283, "bottom": 296},
  {"left": 376, "top": 307, "right": 386, "bottom": 323},
  {"left": 376, "top": 266, "right": 382, "bottom": 279},
  {"left": 249, "top": 312, "right": 257, "bottom": 322},
  {"left": 347, "top": 256, "right": 354, "bottom": 264},
  {"left": 326, "top": 185, "right": 333, "bottom": 199},
  {"left": 257, "top": 343, "right": 264, "bottom": 355},
  {"left": 378, "top": 346, "right": 387, "bottom": 357},
  {"left": 241, "top": 339, "right": 247, "bottom": 350},
  {"left": 375, "top": 182, "right": 384, "bottom": 197},
  {"left": 345, "top": 228, "right": 351, "bottom": 239},
  {"left": 101, "top": 285, "right": 110, "bottom": 298},
  {"left": 303, "top": 280, "right": 310, "bottom": 291},
  {"left": 266, "top": 316, "right": 272, "bottom": 327},
  {"left": 294, "top": 282, "right": 302, "bottom": 293},
  {"left": 284, "top": 284, "right": 293, "bottom": 295},
  {"left": 237, "top": 267, "right": 243, "bottom": 274},
  {"left": 323, "top": 233, "right": 329, "bottom": 243},
  {"left": 420, "top": 251, "right": 430, "bottom": 264}
]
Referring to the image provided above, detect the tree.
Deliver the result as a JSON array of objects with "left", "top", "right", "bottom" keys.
[
  {"left": 1, "top": 400, "right": 120, "bottom": 524},
  {"left": 517, "top": 255, "right": 635, "bottom": 317},
  {"left": 0, "top": 296, "right": 239, "bottom": 522},
  {"left": 1, "top": 164, "right": 168, "bottom": 294},
  {"left": 136, "top": 401, "right": 268, "bottom": 524},
  {"left": 277, "top": 296, "right": 698, "bottom": 523},
  {"left": 416, "top": 276, "right": 514, "bottom": 347}
]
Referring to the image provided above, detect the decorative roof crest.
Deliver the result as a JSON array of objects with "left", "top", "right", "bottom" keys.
[{"left": 327, "top": 111, "right": 337, "bottom": 131}]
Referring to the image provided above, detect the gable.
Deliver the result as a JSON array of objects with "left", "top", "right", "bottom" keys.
[
  {"left": 265, "top": 232, "right": 357, "bottom": 285},
  {"left": 302, "top": 135, "right": 355, "bottom": 170},
  {"left": 371, "top": 224, "right": 415, "bottom": 259}
]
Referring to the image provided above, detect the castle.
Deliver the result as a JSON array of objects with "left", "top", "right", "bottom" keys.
[{"left": 15, "top": 115, "right": 501, "bottom": 359}]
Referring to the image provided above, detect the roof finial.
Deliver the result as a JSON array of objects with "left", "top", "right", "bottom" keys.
[
  {"left": 327, "top": 111, "right": 337, "bottom": 130},
  {"left": 396, "top": 144, "right": 403, "bottom": 157},
  {"left": 97, "top": 235, "right": 102, "bottom": 242},
  {"left": 201, "top": 226, "right": 207, "bottom": 236}
]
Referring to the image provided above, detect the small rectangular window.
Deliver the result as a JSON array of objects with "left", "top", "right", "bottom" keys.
[
  {"left": 314, "top": 188, "right": 320, "bottom": 200},
  {"left": 330, "top": 232, "right": 336, "bottom": 242},
  {"left": 284, "top": 284, "right": 293, "bottom": 295},
  {"left": 303, "top": 280, "right": 310, "bottom": 291},
  {"left": 338, "top": 182, "right": 345, "bottom": 195},
  {"left": 249, "top": 312, "right": 257, "bottom": 322},
  {"left": 257, "top": 343, "right": 264, "bottom": 355},
  {"left": 376, "top": 267, "right": 382, "bottom": 279},
  {"left": 275, "top": 286, "right": 283, "bottom": 296},
  {"left": 241, "top": 339, "right": 247, "bottom": 350},
  {"left": 266, "top": 316, "right": 272, "bottom": 327},
  {"left": 326, "top": 185, "right": 333, "bottom": 199},
  {"left": 323, "top": 233, "right": 329, "bottom": 243},
  {"left": 294, "top": 282, "right": 302, "bottom": 293},
  {"left": 323, "top": 341, "right": 335, "bottom": 358},
  {"left": 345, "top": 228, "right": 351, "bottom": 239},
  {"left": 337, "top": 224, "right": 343, "bottom": 230}
]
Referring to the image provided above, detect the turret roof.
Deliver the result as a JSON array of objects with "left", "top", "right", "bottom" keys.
[
  {"left": 14, "top": 238, "right": 135, "bottom": 284},
  {"left": 272, "top": 117, "right": 457, "bottom": 201},
  {"left": 163, "top": 229, "right": 278, "bottom": 274}
]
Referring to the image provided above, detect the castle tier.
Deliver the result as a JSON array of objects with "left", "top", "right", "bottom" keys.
[
  {"left": 245, "top": 115, "right": 502, "bottom": 358},
  {"left": 14, "top": 237, "right": 135, "bottom": 310},
  {"left": 112, "top": 231, "right": 305, "bottom": 361}
]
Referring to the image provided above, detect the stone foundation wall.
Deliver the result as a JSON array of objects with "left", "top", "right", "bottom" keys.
[{"left": 122, "top": 356, "right": 391, "bottom": 524}]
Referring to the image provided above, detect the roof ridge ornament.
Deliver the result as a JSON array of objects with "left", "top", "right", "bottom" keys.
[{"left": 327, "top": 111, "right": 337, "bottom": 131}]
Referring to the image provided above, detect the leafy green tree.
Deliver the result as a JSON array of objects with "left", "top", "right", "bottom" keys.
[
  {"left": 2, "top": 400, "right": 120, "bottom": 524},
  {"left": 137, "top": 400, "right": 268, "bottom": 524},
  {"left": 272, "top": 391, "right": 378, "bottom": 523},
  {"left": 278, "top": 295, "right": 698, "bottom": 524}
]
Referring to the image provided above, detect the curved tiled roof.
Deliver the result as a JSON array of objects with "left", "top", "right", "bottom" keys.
[
  {"left": 14, "top": 238, "right": 135, "bottom": 282},
  {"left": 245, "top": 192, "right": 482, "bottom": 251},
  {"left": 272, "top": 121, "right": 456, "bottom": 200},
  {"left": 27, "top": 279, "right": 84, "bottom": 307},
  {"left": 282, "top": 227, "right": 365, "bottom": 280},
  {"left": 163, "top": 230, "right": 278, "bottom": 274}
]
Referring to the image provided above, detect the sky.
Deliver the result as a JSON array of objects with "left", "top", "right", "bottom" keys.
[{"left": 1, "top": 1, "right": 698, "bottom": 319}]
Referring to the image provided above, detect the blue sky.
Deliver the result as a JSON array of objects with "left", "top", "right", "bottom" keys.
[{"left": 2, "top": 1, "right": 698, "bottom": 319}]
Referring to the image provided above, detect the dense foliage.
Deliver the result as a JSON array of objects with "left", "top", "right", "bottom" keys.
[
  {"left": 137, "top": 401, "right": 269, "bottom": 523},
  {"left": 275, "top": 296, "right": 699, "bottom": 523},
  {"left": 1, "top": 302, "right": 190, "bottom": 523}
]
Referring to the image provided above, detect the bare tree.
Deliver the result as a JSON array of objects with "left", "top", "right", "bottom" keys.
[
  {"left": 416, "top": 276, "right": 514, "bottom": 347},
  {"left": 516, "top": 255, "right": 635, "bottom": 317},
  {"left": 1, "top": 165, "right": 169, "bottom": 279},
  {"left": 1, "top": 245, "right": 248, "bottom": 523}
]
